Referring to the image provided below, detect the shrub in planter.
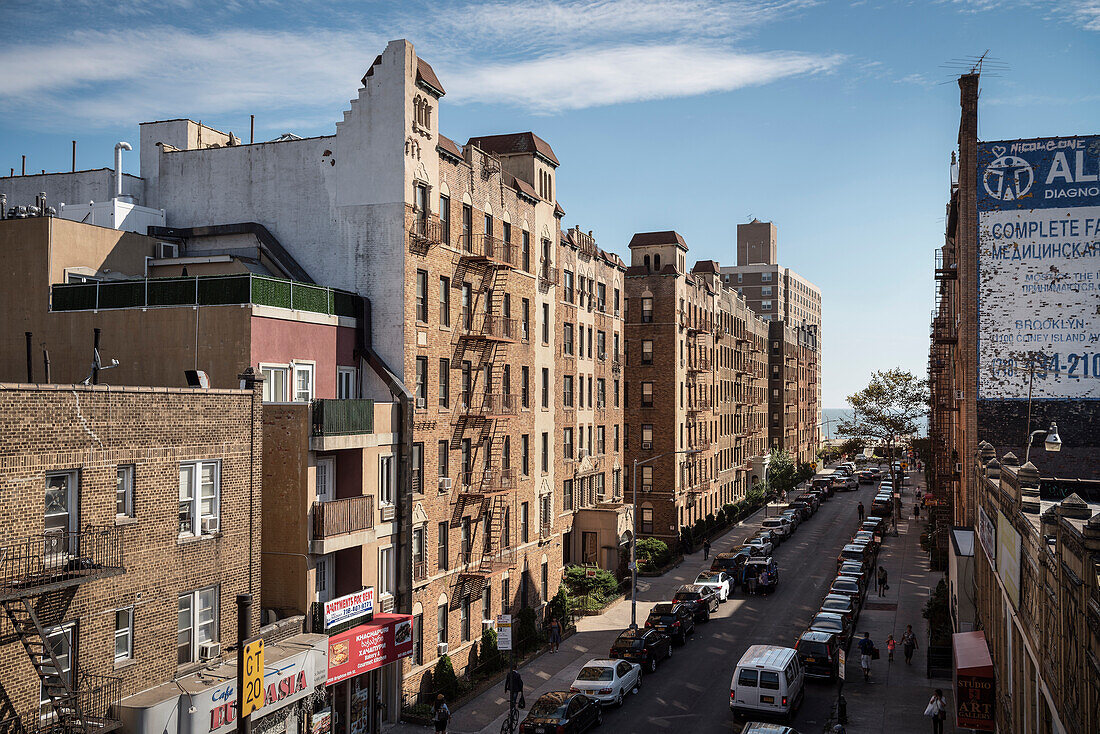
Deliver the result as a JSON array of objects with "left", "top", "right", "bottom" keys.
[
  {"left": 432, "top": 655, "right": 459, "bottom": 701},
  {"left": 680, "top": 527, "right": 693, "bottom": 552},
  {"left": 705, "top": 512, "right": 716, "bottom": 533},
  {"left": 547, "top": 587, "right": 571, "bottom": 627},
  {"left": 479, "top": 626, "right": 501, "bottom": 674},
  {"left": 563, "top": 566, "right": 617, "bottom": 600},
  {"left": 636, "top": 537, "right": 670, "bottom": 570},
  {"left": 516, "top": 606, "right": 540, "bottom": 654}
]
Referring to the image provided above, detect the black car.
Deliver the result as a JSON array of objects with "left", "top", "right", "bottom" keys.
[
  {"left": 711, "top": 549, "right": 753, "bottom": 584},
  {"left": 788, "top": 501, "right": 813, "bottom": 520},
  {"left": 608, "top": 628, "right": 672, "bottom": 673},
  {"left": 644, "top": 602, "right": 695, "bottom": 644},
  {"left": 673, "top": 584, "right": 719, "bottom": 622},
  {"left": 796, "top": 630, "right": 841, "bottom": 680},
  {"left": 519, "top": 691, "right": 602, "bottom": 733},
  {"left": 808, "top": 611, "right": 851, "bottom": 650}
]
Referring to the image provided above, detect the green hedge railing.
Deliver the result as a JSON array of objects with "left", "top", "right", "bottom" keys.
[{"left": 51, "top": 274, "right": 358, "bottom": 318}]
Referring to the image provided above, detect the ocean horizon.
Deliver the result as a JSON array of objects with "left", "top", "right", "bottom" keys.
[{"left": 821, "top": 407, "right": 928, "bottom": 439}]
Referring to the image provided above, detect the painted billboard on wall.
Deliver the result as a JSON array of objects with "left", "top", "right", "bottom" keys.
[{"left": 977, "top": 135, "right": 1100, "bottom": 400}]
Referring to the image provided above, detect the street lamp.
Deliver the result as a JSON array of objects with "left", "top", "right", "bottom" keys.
[
  {"left": 629, "top": 448, "right": 703, "bottom": 629},
  {"left": 1021, "top": 353, "right": 1065, "bottom": 466}
]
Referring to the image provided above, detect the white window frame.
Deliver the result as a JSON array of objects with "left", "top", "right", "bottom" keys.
[
  {"left": 379, "top": 455, "right": 395, "bottom": 506},
  {"left": 316, "top": 457, "right": 334, "bottom": 502},
  {"left": 40, "top": 622, "right": 75, "bottom": 716},
  {"left": 179, "top": 460, "right": 220, "bottom": 537},
  {"left": 337, "top": 366, "right": 358, "bottom": 399},
  {"left": 292, "top": 362, "right": 315, "bottom": 402},
  {"left": 259, "top": 364, "right": 290, "bottom": 402},
  {"left": 379, "top": 545, "right": 394, "bottom": 596},
  {"left": 315, "top": 555, "right": 334, "bottom": 603},
  {"left": 177, "top": 586, "right": 218, "bottom": 665},
  {"left": 114, "top": 607, "right": 134, "bottom": 662},
  {"left": 116, "top": 465, "right": 135, "bottom": 518}
]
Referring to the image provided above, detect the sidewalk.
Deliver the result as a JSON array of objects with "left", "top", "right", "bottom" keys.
[
  {"left": 387, "top": 500, "right": 781, "bottom": 734},
  {"left": 837, "top": 468, "right": 955, "bottom": 733}
]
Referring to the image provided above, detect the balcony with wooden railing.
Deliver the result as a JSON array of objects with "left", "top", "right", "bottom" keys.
[
  {"left": 460, "top": 234, "right": 518, "bottom": 268},
  {"left": 311, "top": 495, "right": 375, "bottom": 554}
]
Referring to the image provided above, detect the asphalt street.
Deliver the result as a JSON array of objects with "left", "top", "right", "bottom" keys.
[{"left": 596, "top": 479, "right": 879, "bottom": 733}]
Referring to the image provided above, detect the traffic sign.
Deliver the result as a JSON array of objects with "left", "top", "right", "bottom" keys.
[
  {"left": 497, "top": 615, "right": 513, "bottom": 651},
  {"left": 242, "top": 637, "right": 265, "bottom": 717}
]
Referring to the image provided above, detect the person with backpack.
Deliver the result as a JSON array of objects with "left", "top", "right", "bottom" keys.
[
  {"left": 432, "top": 694, "right": 450, "bottom": 733},
  {"left": 857, "top": 632, "right": 876, "bottom": 681}
]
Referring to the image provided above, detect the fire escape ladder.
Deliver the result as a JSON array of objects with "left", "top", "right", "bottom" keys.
[{"left": 2, "top": 598, "right": 85, "bottom": 731}]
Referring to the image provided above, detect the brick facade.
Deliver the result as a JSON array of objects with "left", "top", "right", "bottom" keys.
[{"left": 0, "top": 381, "right": 261, "bottom": 732}]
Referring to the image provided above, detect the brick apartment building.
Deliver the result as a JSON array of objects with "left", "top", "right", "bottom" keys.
[
  {"left": 720, "top": 221, "right": 821, "bottom": 461},
  {"left": 623, "top": 232, "right": 768, "bottom": 545},
  {"left": 0, "top": 214, "right": 411, "bottom": 731},
  {"left": 0, "top": 382, "right": 332, "bottom": 734},
  {"left": 929, "top": 72, "right": 1100, "bottom": 734}
]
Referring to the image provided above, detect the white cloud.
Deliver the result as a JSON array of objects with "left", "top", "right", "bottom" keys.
[{"left": 445, "top": 44, "right": 842, "bottom": 112}]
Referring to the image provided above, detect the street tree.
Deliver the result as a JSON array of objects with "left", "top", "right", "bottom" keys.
[
  {"left": 838, "top": 368, "right": 928, "bottom": 484},
  {"left": 765, "top": 449, "right": 798, "bottom": 499}
]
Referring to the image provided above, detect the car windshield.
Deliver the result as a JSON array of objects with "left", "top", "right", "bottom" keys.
[
  {"left": 823, "top": 601, "right": 849, "bottom": 613},
  {"left": 696, "top": 572, "right": 716, "bottom": 582},
  {"left": 529, "top": 697, "right": 568, "bottom": 717},
  {"left": 800, "top": 640, "right": 830, "bottom": 656},
  {"left": 674, "top": 592, "right": 700, "bottom": 601},
  {"left": 576, "top": 666, "right": 614, "bottom": 681},
  {"left": 813, "top": 616, "right": 842, "bottom": 630},
  {"left": 834, "top": 580, "right": 858, "bottom": 590},
  {"left": 612, "top": 637, "right": 644, "bottom": 650}
]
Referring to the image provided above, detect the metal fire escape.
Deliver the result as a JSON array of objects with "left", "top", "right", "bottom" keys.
[{"left": 0, "top": 528, "right": 125, "bottom": 734}]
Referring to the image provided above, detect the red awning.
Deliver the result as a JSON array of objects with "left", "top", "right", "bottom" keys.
[
  {"left": 953, "top": 631, "right": 995, "bottom": 731},
  {"left": 953, "top": 631, "right": 993, "bottom": 675}
]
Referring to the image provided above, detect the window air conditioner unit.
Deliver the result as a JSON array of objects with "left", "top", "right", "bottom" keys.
[
  {"left": 437, "top": 642, "right": 449, "bottom": 657},
  {"left": 381, "top": 594, "right": 395, "bottom": 613},
  {"left": 201, "top": 517, "right": 220, "bottom": 535},
  {"left": 439, "top": 477, "right": 452, "bottom": 492},
  {"left": 642, "top": 442, "right": 652, "bottom": 450},
  {"left": 955, "top": 390, "right": 964, "bottom": 400},
  {"left": 955, "top": 463, "right": 962, "bottom": 474},
  {"left": 156, "top": 242, "right": 179, "bottom": 259},
  {"left": 482, "top": 619, "right": 496, "bottom": 631},
  {"left": 198, "top": 641, "right": 221, "bottom": 661},
  {"left": 416, "top": 398, "right": 426, "bottom": 409}
]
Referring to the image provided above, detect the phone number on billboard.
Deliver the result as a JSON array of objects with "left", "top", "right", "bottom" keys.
[{"left": 989, "top": 353, "right": 1100, "bottom": 380}]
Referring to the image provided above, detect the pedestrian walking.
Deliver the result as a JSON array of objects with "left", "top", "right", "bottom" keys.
[
  {"left": 703, "top": 539, "right": 711, "bottom": 560},
  {"left": 902, "top": 625, "right": 919, "bottom": 665},
  {"left": 914, "top": 503, "right": 921, "bottom": 519},
  {"left": 745, "top": 567, "right": 757, "bottom": 596},
  {"left": 548, "top": 616, "right": 562, "bottom": 653},
  {"left": 432, "top": 694, "right": 451, "bottom": 733},
  {"left": 857, "top": 632, "right": 875, "bottom": 681},
  {"left": 857, "top": 502, "right": 865, "bottom": 523},
  {"left": 877, "top": 566, "right": 888, "bottom": 597},
  {"left": 886, "top": 634, "right": 896, "bottom": 662},
  {"left": 925, "top": 689, "right": 948, "bottom": 734},
  {"left": 758, "top": 569, "right": 769, "bottom": 596},
  {"left": 505, "top": 666, "right": 524, "bottom": 709}
]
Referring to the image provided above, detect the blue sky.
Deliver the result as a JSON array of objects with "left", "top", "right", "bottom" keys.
[{"left": 1, "top": 0, "right": 1098, "bottom": 406}]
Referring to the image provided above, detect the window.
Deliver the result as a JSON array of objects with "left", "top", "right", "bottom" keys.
[
  {"left": 641, "top": 382, "right": 654, "bottom": 407},
  {"left": 178, "top": 586, "right": 218, "bottom": 665},
  {"left": 315, "top": 555, "right": 332, "bottom": 598},
  {"left": 761, "top": 300, "right": 773, "bottom": 311},
  {"left": 521, "top": 366, "right": 530, "bottom": 408},
  {"left": 521, "top": 435, "right": 530, "bottom": 476},
  {"left": 577, "top": 327, "right": 584, "bottom": 358},
  {"left": 503, "top": 221, "right": 512, "bottom": 245},
  {"left": 541, "top": 561, "right": 549, "bottom": 602},
  {"left": 541, "top": 368, "right": 550, "bottom": 408},
  {"left": 437, "top": 600, "right": 448, "bottom": 645},
  {"left": 761, "top": 272, "right": 773, "bottom": 282},
  {"left": 563, "top": 270, "right": 574, "bottom": 302},
  {"left": 563, "top": 428, "right": 573, "bottom": 459},
  {"left": 379, "top": 455, "right": 394, "bottom": 505},
  {"left": 614, "top": 380, "right": 620, "bottom": 407},
  {"left": 641, "top": 340, "right": 653, "bottom": 364},
  {"left": 614, "top": 425, "right": 620, "bottom": 452},
  {"left": 461, "top": 598, "right": 471, "bottom": 642},
  {"left": 438, "top": 522, "right": 449, "bottom": 570},
  {"left": 542, "top": 303, "right": 550, "bottom": 344},
  {"left": 412, "top": 613, "right": 424, "bottom": 665},
  {"left": 563, "top": 323, "right": 574, "bottom": 355},
  {"left": 563, "top": 376, "right": 574, "bottom": 407},
  {"left": 412, "top": 443, "right": 423, "bottom": 493},
  {"left": 597, "top": 426, "right": 605, "bottom": 455},
  {"left": 114, "top": 607, "right": 134, "bottom": 662},
  {"left": 597, "top": 282, "right": 606, "bottom": 312},
  {"left": 315, "top": 458, "right": 333, "bottom": 501},
  {"left": 116, "top": 465, "right": 134, "bottom": 518},
  {"left": 415, "top": 356, "right": 428, "bottom": 406},
  {"left": 563, "top": 479, "right": 574, "bottom": 511},
  {"left": 337, "top": 366, "right": 358, "bottom": 399},
  {"left": 541, "top": 432, "right": 549, "bottom": 473},
  {"left": 502, "top": 578, "right": 510, "bottom": 615},
  {"left": 461, "top": 283, "right": 473, "bottom": 328},
  {"left": 502, "top": 436, "right": 511, "bottom": 471},
  {"left": 522, "top": 231, "right": 531, "bottom": 272},
  {"left": 260, "top": 365, "right": 288, "bottom": 402},
  {"left": 379, "top": 546, "right": 393, "bottom": 596},
  {"left": 292, "top": 363, "right": 314, "bottom": 402},
  {"left": 596, "top": 378, "right": 606, "bottom": 407},
  {"left": 641, "top": 506, "right": 653, "bottom": 534},
  {"left": 614, "top": 287, "right": 621, "bottom": 315},
  {"left": 438, "top": 359, "right": 450, "bottom": 407},
  {"left": 642, "top": 424, "right": 653, "bottom": 445},
  {"left": 179, "top": 461, "right": 219, "bottom": 536},
  {"left": 416, "top": 270, "right": 428, "bottom": 322},
  {"left": 642, "top": 467, "right": 653, "bottom": 492},
  {"left": 520, "top": 502, "right": 529, "bottom": 543},
  {"left": 439, "top": 276, "right": 451, "bottom": 326},
  {"left": 440, "top": 194, "right": 451, "bottom": 245},
  {"left": 641, "top": 297, "right": 653, "bottom": 322},
  {"left": 484, "top": 212, "right": 493, "bottom": 238},
  {"left": 597, "top": 331, "right": 606, "bottom": 360},
  {"left": 521, "top": 298, "right": 530, "bottom": 341},
  {"left": 761, "top": 286, "right": 772, "bottom": 296}
]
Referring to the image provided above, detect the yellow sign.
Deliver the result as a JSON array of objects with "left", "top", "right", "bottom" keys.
[{"left": 242, "top": 638, "right": 265, "bottom": 717}]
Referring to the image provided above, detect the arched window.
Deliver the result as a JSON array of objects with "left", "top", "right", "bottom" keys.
[
  {"left": 654, "top": 254, "right": 661, "bottom": 270},
  {"left": 644, "top": 255, "right": 651, "bottom": 271}
]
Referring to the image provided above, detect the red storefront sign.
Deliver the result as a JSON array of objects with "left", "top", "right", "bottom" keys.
[
  {"left": 953, "top": 631, "right": 995, "bottom": 731},
  {"left": 326, "top": 613, "right": 414, "bottom": 685}
]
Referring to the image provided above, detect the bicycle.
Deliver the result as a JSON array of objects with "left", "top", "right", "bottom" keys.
[{"left": 500, "top": 701, "right": 520, "bottom": 734}]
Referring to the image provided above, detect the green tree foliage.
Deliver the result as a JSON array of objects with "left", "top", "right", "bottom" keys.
[
  {"left": 839, "top": 368, "right": 929, "bottom": 484},
  {"left": 766, "top": 449, "right": 798, "bottom": 496},
  {"left": 636, "top": 537, "right": 671, "bottom": 571},
  {"left": 516, "top": 606, "right": 539, "bottom": 653},
  {"left": 478, "top": 626, "right": 501, "bottom": 673},
  {"left": 563, "top": 565, "right": 617, "bottom": 600},
  {"left": 432, "top": 655, "right": 459, "bottom": 700},
  {"left": 547, "top": 586, "right": 571, "bottom": 626}
]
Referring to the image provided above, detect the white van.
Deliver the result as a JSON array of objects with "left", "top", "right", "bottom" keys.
[{"left": 729, "top": 645, "right": 805, "bottom": 720}]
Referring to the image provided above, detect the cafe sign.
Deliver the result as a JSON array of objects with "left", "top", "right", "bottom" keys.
[{"left": 324, "top": 588, "right": 375, "bottom": 631}]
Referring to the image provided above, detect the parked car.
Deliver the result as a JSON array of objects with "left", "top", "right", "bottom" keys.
[
  {"left": 829, "top": 575, "right": 864, "bottom": 605},
  {"left": 808, "top": 611, "right": 851, "bottom": 649},
  {"left": 869, "top": 467, "right": 882, "bottom": 477},
  {"left": 796, "top": 630, "right": 841, "bottom": 680},
  {"left": 831, "top": 475, "right": 858, "bottom": 491},
  {"left": 570, "top": 658, "right": 641, "bottom": 708},
  {"left": 837, "top": 543, "right": 873, "bottom": 570},
  {"left": 520, "top": 691, "right": 602, "bottom": 733},
  {"left": 838, "top": 562, "right": 870, "bottom": 593},
  {"left": 852, "top": 530, "right": 879, "bottom": 551},
  {"left": 871, "top": 497, "right": 893, "bottom": 517},
  {"left": 788, "top": 500, "right": 814, "bottom": 519},
  {"left": 742, "top": 723, "right": 798, "bottom": 734},
  {"left": 745, "top": 536, "right": 774, "bottom": 556},
  {"left": 644, "top": 602, "right": 695, "bottom": 644},
  {"left": 673, "top": 584, "right": 719, "bottom": 622},
  {"left": 694, "top": 570, "right": 732, "bottom": 602},
  {"left": 820, "top": 593, "right": 858, "bottom": 627},
  {"left": 861, "top": 518, "right": 885, "bottom": 534},
  {"left": 608, "top": 627, "right": 672, "bottom": 673},
  {"left": 761, "top": 517, "right": 791, "bottom": 539},
  {"left": 712, "top": 549, "right": 754, "bottom": 581},
  {"left": 781, "top": 510, "right": 802, "bottom": 530},
  {"left": 729, "top": 645, "right": 805, "bottom": 721},
  {"left": 742, "top": 557, "right": 780, "bottom": 594}
]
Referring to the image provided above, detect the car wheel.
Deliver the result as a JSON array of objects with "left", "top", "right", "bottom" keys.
[
  {"left": 615, "top": 691, "right": 624, "bottom": 708},
  {"left": 667, "top": 643, "right": 674, "bottom": 658},
  {"left": 648, "top": 656, "right": 658, "bottom": 672},
  {"left": 594, "top": 707, "right": 603, "bottom": 727},
  {"left": 634, "top": 677, "right": 641, "bottom": 694}
]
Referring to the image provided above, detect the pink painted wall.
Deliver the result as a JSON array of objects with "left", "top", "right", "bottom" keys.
[{"left": 250, "top": 316, "right": 357, "bottom": 399}]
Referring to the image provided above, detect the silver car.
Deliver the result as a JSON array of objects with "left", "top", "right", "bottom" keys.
[{"left": 570, "top": 658, "right": 642, "bottom": 707}]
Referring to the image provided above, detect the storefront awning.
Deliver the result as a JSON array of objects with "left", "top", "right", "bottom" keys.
[
  {"left": 117, "top": 633, "right": 327, "bottom": 734},
  {"left": 953, "top": 631, "right": 995, "bottom": 731},
  {"left": 326, "top": 614, "right": 413, "bottom": 685}
]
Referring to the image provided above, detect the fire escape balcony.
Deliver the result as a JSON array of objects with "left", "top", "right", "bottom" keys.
[
  {"left": 460, "top": 234, "right": 518, "bottom": 268},
  {"left": 688, "top": 354, "right": 711, "bottom": 372},
  {"left": 460, "top": 392, "right": 518, "bottom": 417},
  {"left": 931, "top": 314, "right": 958, "bottom": 345},
  {"left": 461, "top": 469, "right": 517, "bottom": 494},
  {"left": 0, "top": 527, "right": 125, "bottom": 601},
  {"left": 311, "top": 495, "right": 376, "bottom": 554},
  {"left": 459, "top": 313, "right": 518, "bottom": 342},
  {"left": 408, "top": 210, "right": 444, "bottom": 252},
  {"left": 934, "top": 249, "right": 958, "bottom": 280},
  {"left": 538, "top": 262, "right": 559, "bottom": 288}
]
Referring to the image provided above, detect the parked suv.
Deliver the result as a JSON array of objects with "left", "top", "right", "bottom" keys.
[
  {"left": 608, "top": 627, "right": 672, "bottom": 673},
  {"left": 761, "top": 517, "right": 791, "bottom": 539},
  {"left": 673, "top": 584, "right": 719, "bottom": 622},
  {"left": 711, "top": 551, "right": 751, "bottom": 586},
  {"left": 644, "top": 602, "right": 695, "bottom": 644},
  {"left": 796, "top": 630, "right": 841, "bottom": 680}
]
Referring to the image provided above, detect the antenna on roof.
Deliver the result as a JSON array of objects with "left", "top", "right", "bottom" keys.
[{"left": 939, "top": 51, "right": 1009, "bottom": 84}]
